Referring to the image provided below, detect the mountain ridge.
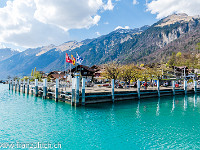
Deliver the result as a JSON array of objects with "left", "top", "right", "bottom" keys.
[{"left": 0, "top": 13, "right": 199, "bottom": 79}]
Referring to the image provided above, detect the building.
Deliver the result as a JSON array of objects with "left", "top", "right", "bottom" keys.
[
  {"left": 48, "top": 71, "right": 66, "bottom": 80},
  {"left": 173, "top": 66, "right": 189, "bottom": 78},
  {"left": 70, "top": 65, "right": 96, "bottom": 78}
]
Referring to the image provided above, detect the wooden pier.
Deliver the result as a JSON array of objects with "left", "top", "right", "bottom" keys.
[{"left": 8, "top": 77, "right": 199, "bottom": 106}]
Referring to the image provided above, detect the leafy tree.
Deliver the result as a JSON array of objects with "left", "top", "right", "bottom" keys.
[
  {"left": 102, "top": 63, "right": 120, "bottom": 80},
  {"left": 34, "top": 71, "right": 42, "bottom": 81},
  {"left": 167, "top": 52, "right": 176, "bottom": 67}
]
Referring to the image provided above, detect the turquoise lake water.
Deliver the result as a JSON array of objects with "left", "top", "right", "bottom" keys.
[{"left": 1, "top": 84, "right": 200, "bottom": 149}]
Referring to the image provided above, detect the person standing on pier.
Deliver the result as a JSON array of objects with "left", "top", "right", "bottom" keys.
[{"left": 144, "top": 82, "right": 147, "bottom": 90}]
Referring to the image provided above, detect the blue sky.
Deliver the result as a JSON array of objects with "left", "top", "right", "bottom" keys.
[
  {"left": 0, "top": 0, "right": 199, "bottom": 51},
  {"left": 69, "top": 0, "right": 158, "bottom": 41}
]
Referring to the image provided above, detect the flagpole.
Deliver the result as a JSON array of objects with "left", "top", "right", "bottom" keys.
[
  {"left": 76, "top": 52, "right": 77, "bottom": 73},
  {"left": 70, "top": 63, "right": 71, "bottom": 87},
  {"left": 65, "top": 53, "right": 66, "bottom": 81}
]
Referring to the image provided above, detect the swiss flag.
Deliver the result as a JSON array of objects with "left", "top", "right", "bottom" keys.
[{"left": 66, "top": 53, "right": 73, "bottom": 64}]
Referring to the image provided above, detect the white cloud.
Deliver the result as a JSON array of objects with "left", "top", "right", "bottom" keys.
[
  {"left": 96, "top": 32, "right": 101, "bottom": 36},
  {"left": 104, "top": 22, "right": 109, "bottom": 25},
  {"left": 0, "top": 0, "right": 113, "bottom": 48},
  {"left": 133, "top": 0, "right": 139, "bottom": 5},
  {"left": 114, "top": 26, "right": 130, "bottom": 30},
  {"left": 104, "top": 0, "right": 114, "bottom": 10},
  {"left": 147, "top": 0, "right": 200, "bottom": 19}
]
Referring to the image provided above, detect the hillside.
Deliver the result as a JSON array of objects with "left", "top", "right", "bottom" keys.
[
  {"left": 0, "top": 48, "right": 20, "bottom": 61},
  {"left": 0, "top": 14, "right": 200, "bottom": 79}
]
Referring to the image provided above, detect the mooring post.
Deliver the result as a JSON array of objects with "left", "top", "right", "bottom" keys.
[
  {"left": 184, "top": 79, "right": 187, "bottom": 95},
  {"left": 75, "top": 74, "right": 80, "bottom": 106},
  {"left": 18, "top": 79, "right": 21, "bottom": 92},
  {"left": 11, "top": 80, "right": 13, "bottom": 91},
  {"left": 172, "top": 80, "right": 175, "bottom": 96},
  {"left": 111, "top": 79, "right": 115, "bottom": 103},
  {"left": 55, "top": 79, "right": 59, "bottom": 102},
  {"left": 157, "top": 80, "right": 160, "bottom": 97},
  {"left": 194, "top": 80, "right": 197, "bottom": 94},
  {"left": 43, "top": 79, "right": 47, "bottom": 99},
  {"left": 35, "top": 79, "right": 38, "bottom": 97},
  {"left": 23, "top": 79, "right": 25, "bottom": 93},
  {"left": 71, "top": 78, "right": 76, "bottom": 106},
  {"left": 15, "top": 80, "right": 17, "bottom": 91},
  {"left": 8, "top": 79, "right": 11, "bottom": 90},
  {"left": 137, "top": 80, "right": 140, "bottom": 99},
  {"left": 82, "top": 78, "right": 86, "bottom": 106},
  {"left": 27, "top": 79, "right": 29, "bottom": 94}
]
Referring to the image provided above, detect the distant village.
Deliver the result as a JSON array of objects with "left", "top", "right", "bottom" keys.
[{"left": 6, "top": 64, "right": 198, "bottom": 87}]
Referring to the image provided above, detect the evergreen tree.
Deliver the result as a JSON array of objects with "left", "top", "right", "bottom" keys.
[
  {"left": 31, "top": 69, "right": 33, "bottom": 76},
  {"left": 34, "top": 67, "right": 36, "bottom": 77}
]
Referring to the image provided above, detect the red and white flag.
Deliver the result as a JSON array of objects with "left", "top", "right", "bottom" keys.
[{"left": 66, "top": 53, "right": 73, "bottom": 64}]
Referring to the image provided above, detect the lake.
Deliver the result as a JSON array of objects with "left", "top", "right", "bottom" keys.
[{"left": 1, "top": 84, "right": 200, "bottom": 149}]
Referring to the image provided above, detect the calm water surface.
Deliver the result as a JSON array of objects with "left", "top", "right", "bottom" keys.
[{"left": 1, "top": 84, "right": 200, "bottom": 149}]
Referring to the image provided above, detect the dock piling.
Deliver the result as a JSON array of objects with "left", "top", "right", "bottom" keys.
[
  {"left": 35, "top": 79, "right": 38, "bottom": 97},
  {"left": 71, "top": 78, "right": 76, "bottom": 106},
  {"left": 43, "top": 79, "right": 47, "bottom": 99},
  {"left": 27, "top": 79, "right": 29, "bottom": 94},
  {"left": 82, "top": 78, "right": 86, "bottom": 106},
  {"left": 23, "top": 79, "right": 25, "bottom": 93},
  {"left": 18, "top": 79, "right": 21, "bottom": 92},
  {"left": 11, "top": 80, "right": 13, "bottom": 91},
  {"left": 8, "top": 79, "right": 11, "bottom": 90},
  {"left": 184, "top": 80, "right": 187, "bottom": 95},
  {"left": 55, "top": 79, "right": 59, "bottom": 102},
  {"left": 111, "top": 79, "right": 114, "bottom": 103},
  {"left": 157, "top": 80, "right": 160, "bottom": 97},
  {"left": 194, "top": 80, "right": 197, "bottom": 94},
  {"left": 75, "top": 75, "right": 80, "bottom": 106},
  {"left": 137, "top": 80, "right": 140, "bottom": 99},
  {"left": 172, "top": 80, "right": 175, "bottom": 95},
  {"left": 15, "top": 80, "right": 17, "bottom": 92}
]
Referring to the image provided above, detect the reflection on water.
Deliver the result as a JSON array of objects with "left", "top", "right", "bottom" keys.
[
  {"left": 172, "top": 96, "right": 175, "bottom": 112},
  {"left": 156, "top": 98, "right": 160, "bottom": 116},
  {"left": 184, "top": 95, "right": 188, "bottom": 111},
  {"left": 194, "top": 94, "right": 197, "bottom": 107}
]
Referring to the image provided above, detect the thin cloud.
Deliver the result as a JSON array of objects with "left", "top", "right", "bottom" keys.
[{"left": 147, "top": 0, "right": 200, "bottom": 19}]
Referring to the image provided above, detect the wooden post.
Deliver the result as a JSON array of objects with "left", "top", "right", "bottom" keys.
[
  {"left": 137, "top": 80, "right": 140, "bottom": 99},
  {"left": 35, "top": 79, "right": 38, "bottom": 97},
  {"left": 194, "top": 80, "right": 197, "bottom": 94},
  {"left": 172, "top": 80, "right": 175, "bottom": 96},
  {"left": 43, "top": 79, "right": 47, "bottom": 99},
  {"left": 184, "top": 79, "right": 187, "bottom": 95},
  {"left": 75, "top": 74, "right": 80, "bottom": 106},
  {"left": 82, "top": 78, "right": 86, "bottom": 106},
  {"left": 23, "top": 79, "right": 25, "bottom": 93},
  {"left": 55, "top": 79, "right": 59, "bottom": 102},
  {"left": 157, "top": 80, "right": 160, "bottom": 97},
  {"left": 27, "top": 79, "right": 29, "bottom": 94},
  {"left": 111, "top": 79, "right": 114, "bottom": 103},
  {"left": 71, "top": 78, "right": 76, "bottom": 106}
]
